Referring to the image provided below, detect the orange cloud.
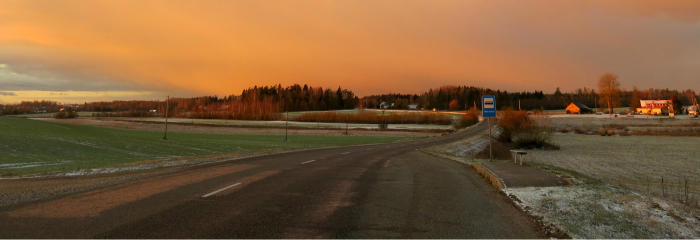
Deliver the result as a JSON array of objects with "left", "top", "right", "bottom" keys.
[{"left": 0, "top": 0, "right": 698, "bottom": 102}]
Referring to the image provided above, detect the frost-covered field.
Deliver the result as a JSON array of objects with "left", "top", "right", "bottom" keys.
[
  {"left": 511, "top": 133, "right": 700, "bottom": 238},
  {"left": 528, "top": 134, "right": 700, "bottom": 196},
  {"left": 544, "top": 114, "right": 700, "bottom": 128},
  {"left": 506, "top": 184, "right": 700, "bottom": 238}
]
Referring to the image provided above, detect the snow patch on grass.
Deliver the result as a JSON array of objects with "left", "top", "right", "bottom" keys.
[
  {"left": 0, "top": 162, "right": 69, "bottom": 170},
  {"left": 421, "top": 123, "right": 498, "bottom": 164},
  {"left": 506, "top": 184, "right": 700, "bottom": 239}
]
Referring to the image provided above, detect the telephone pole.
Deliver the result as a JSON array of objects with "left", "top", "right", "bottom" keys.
[
  {"left": 488, "top": 117, "right": 492, "bottom": 161},
  {"left": 163, "top": 95, "right": 169, "bottom": 140},
  {"left": 285, "top": 111, "right": 288, "bottom": 141}
]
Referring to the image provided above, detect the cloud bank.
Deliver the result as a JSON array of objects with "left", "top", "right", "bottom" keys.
[{"left": 0, "top": 0, "right": 698, "bottom": 103}]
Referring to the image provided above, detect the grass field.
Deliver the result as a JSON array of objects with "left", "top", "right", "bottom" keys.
[
  {"left": 7, "top": 112, "right": 100, "bottom": 118},
  {"left": 508, "top": 133, "right": 700, "bottom": 238},
  {"left": 283, "top": 109, "right": 464, "bottom": 118},
  {"left": 528, "top": 133, "right": 700, "bottom": 199},
  {"left": 0, "top": 117, "right": 418, "bottom": 176},
  {"left": 122, "top": 118, "right": 455, "bottom": 130}
]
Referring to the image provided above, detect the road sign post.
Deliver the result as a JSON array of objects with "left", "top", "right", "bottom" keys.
[{"left": 482, "top": 96, "right": 496, "bottom": 161}]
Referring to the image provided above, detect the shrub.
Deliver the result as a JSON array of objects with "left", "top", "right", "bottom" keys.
[
  {"left": 531, "top": 107, "right": 544, "bottom": 115},
  {"left": 514, "top": 125, "right": 559, "bottom": 149},
  {"left": 454, "top": 109, "right": 479, "bottom": 129},
  {"left": 54, "top": 112, "right": 67, "bottom": 119},
  {"left": 497, "top": 108, "right": 531, "bottom": 142},
  {"left": 514, "top": 117, "right": 559, "bottom": 150},
  {"left": 54, "top": 109, "right": 78, "bottom": 119}
]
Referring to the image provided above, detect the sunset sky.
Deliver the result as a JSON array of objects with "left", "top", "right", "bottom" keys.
[{"left": 1, "top": 0, "right": 699, "bottom": 103}]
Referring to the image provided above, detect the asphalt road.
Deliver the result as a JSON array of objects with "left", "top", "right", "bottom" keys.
[{"left": 0, "top": 122, "right": 543, "bottom": 238}]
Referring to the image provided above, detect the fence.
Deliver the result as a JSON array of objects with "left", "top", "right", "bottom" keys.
[{"left": 611, "top": 178, "right": 699, "bottom": 208}]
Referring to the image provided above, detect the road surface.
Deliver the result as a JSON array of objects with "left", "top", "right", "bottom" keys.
[{"left": 0, "top": 122, "right": 543, "bottom": 238}]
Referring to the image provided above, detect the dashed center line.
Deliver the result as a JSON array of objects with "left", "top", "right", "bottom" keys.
[
  {"left": 202, "top": 182, "right": 242, "bottom": 198},
  {"left": 301, "top": 160, "right": 316, "bottom": 164},
  {"left": 341, "top": 152, "right": 351, "bottom": 154}
]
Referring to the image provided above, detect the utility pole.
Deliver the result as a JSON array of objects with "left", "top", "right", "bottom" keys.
[
  {"left": 488, "top": 117, "right": 492, "bottom": 161},
  {"left": 285, "top": 111, "right": 288, "bottom": 141},
  {"left": 595, "top": 98, "right": 597, "bottom": 110},
  {"left": 163, "top": 95, "right": 169, "bottom": 140},
  {"left": 345, "top": 114, "right": 349, "bottom": 135},
  {"left": 519, "top": 99, "right": 521, "bottom": 111}
]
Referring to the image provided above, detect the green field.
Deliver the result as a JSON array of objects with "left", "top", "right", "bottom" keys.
[
  {"left": 7, "top": 111, "right": 100, "bottom": 118},
  {"left": 133, "top": 118, "right": 454, "bottom": 130},
  {"left": 0, "top": 117, "right": 417, "bottom": 176},
  {"left": 283, "top": 109, "right": 464, "bottom": 119}
]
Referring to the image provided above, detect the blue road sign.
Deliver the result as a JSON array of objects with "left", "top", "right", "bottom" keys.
[{"left": 482, "top": 95, "right": 496, "bottom": 118}]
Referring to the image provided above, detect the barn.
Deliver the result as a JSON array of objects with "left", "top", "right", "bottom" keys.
[{"left": 566, "top": 102, "right": 593, "bottom": 114}]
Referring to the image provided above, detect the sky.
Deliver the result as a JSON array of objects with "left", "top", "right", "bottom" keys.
[{"left": 1, "top": 0, "right": 699, "bottom": 103}]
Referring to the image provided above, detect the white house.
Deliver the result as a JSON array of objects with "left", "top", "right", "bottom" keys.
[{"left": 636, "top": 100, "right": 671, "bottom": 115}]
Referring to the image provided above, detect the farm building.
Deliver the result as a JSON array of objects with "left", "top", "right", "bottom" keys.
[
  {"left": 636, "top": 100, "right": 671, "bottom": 115},
  {"left": 408, "top": 104, "right": 418, "bottom": 110},
  {"left": 565, "top": 102, "right": 593, "bottom": 114},
  {"left": 684, "top": 105, "right": 698, "bottom": 116}
]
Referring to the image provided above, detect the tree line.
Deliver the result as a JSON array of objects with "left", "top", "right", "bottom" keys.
[
  {"left": 2, "top": 80, "right": 698, "bottom": 117},
  {"left": 78, "top": 84, "right": 357, "bottom": 120},
  {"left": 361, "top": 84, "right": 699, "bottom": 112}
]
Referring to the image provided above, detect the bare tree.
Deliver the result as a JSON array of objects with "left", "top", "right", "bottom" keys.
[{"left": 597, "top": 73, "right": 621, "bottom": 116}]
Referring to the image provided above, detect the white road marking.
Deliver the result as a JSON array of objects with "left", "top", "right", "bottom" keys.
[
  {"left": 202, "top": 182, "right": 242, "bottom": 198},
  {"left": 341, "top": 152, "right": 351, "bottom": 154},
  {"left": 301, "top": 160, "right": 316, "bottom": 164}
]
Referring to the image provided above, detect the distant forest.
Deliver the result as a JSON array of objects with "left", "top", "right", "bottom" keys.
[
  {"left": 2, "top": 84, "right": 698, "bottom": 118},
  {"left": 362, "top": 86, "right": 699, "bottom": 111},
  {"left": 0, "top": 84, "right": 357, "bottom": 120}
]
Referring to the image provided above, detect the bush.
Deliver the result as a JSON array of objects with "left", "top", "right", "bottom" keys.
[
  {"left": 54, "top": 109, "right": 78, "bottom": 119},
  {"left": 454, "top": 109, "right": 479, "bottom": 129},
  {"left": 531, "top": 107, "right": 544, "bottom": 115},
  {"left": 54, "top": 112, "right": 67, "bottom": 119},
  {"left": 514, "top": 126, "right": 559, "bottom": 149},
  {"left": 513, "top": 116, "right": 559, "bottom": 150},
  {"left": 497, "top": 108, "right": 531, "bottom": 142}
]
